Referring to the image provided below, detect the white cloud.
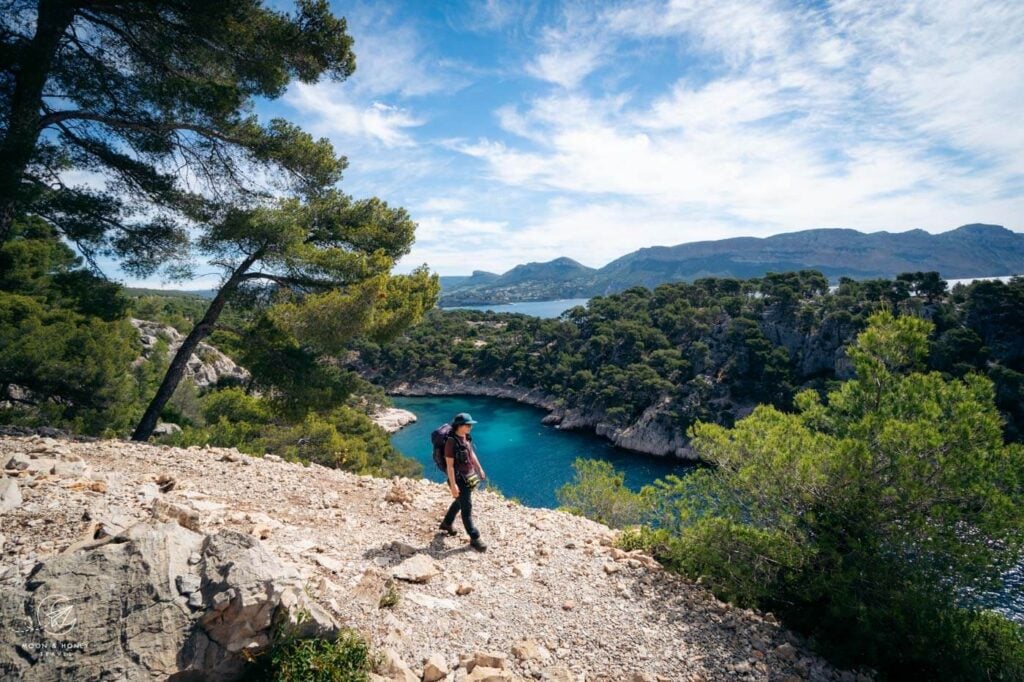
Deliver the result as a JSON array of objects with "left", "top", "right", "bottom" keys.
[
  {"left": 284, "top": 83, "right": 423, "bottom": 148},
  {"left": 454, "top": 0, "right": 1024, "bottom": 253},
  {"left": 419, "top": 197, "right": 468, "bottom": 213},
  {"left": 526, "top": 44, "right": 604, "bottom": 88}
]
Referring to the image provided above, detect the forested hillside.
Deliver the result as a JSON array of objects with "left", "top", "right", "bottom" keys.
[{"left": 359, "top": 270, "right": 1024, "bottom": 448}]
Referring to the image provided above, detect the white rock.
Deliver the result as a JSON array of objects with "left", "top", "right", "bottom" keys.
[
  {"left": 392, "top": 554, "right": 439, "bottom": 583},
  {"left": 405, "top": 591, "right": 458, "bottom": 611},
  {"left": 0, "top": 478, "right": 23, "bottom": 513},
  {"left": 136, "top": 482, "right": 160, "bottom": 505},
  {"left": 512, "top": 562, "right": 534, "bottom": 579},
  {"left": 376, "top": 647, "right": 418, "bottom": 682},
  {"left": 313, "top": 554, "right": 345, "bottom": 573}
]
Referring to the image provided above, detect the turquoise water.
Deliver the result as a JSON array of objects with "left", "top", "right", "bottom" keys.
[
  {"left": 440, "top": 298, "right": 590, "bottom": 318},
  {"left": 389, "top": 395, "right": 692, "bottom": 509}
]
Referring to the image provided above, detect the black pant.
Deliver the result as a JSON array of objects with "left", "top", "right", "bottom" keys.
[{"left": 443, "top": 474, "right": 480, "bottom": 540}]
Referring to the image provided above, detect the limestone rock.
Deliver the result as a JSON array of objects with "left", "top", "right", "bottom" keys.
[
  {"left": 405, "top": 591, "right": 458, "bottom": 611},
  {"left": 512, "top": 638, "right": 549, "bottom": 662},
  {"left": 135, "top": 482, "right": 160, "bottom": 505},
  {"left": 392, "top": 554, "right": 439, "bottom": 583},
  {"left": 151, "top": 498, "right": 201, "bottom": 531},
  {"left": 0, "top": 518, "right": 340, "bottom": 680},
  {"left": 0, "top": 478, "right": 22, "bottom": 513},
  {"left": 131, "top": 319, "right": 250, "bottom": 390},
  {"left": 469, "top": 651, "right": 508, "bottom": 671},
  {"left": 465, "top": 666, "right": 515, "bottom": 682},
  {"left": 422, "top": 652, "right": 449, "bottom": 682},
  {"left": 542, "top": 665, "right": 576, "bottom": 682},
  {"left": 385, "top": 481, "right": 414, "bottom": 506},
  {"left": 512, "top": 562, "right": 534, "bottom": 579},
  {"left": 376, "top": 647, "right": 418, "bottom": 682},
  {"left": 775, "top": 642, "right": 797, "bottom": 661},
  {"left": 372, "top": 408, "right": 418, "bottom": 434},
  {"left": 152, "top": 422, "right": 182, "bottom": 436}
]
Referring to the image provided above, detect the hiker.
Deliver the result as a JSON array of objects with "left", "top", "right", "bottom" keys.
[{"left": 438, "top": 412, "right": 488, "bottom": 551}]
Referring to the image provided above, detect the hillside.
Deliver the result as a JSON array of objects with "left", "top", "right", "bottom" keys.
[
  {"left": 0, "top": 434, "right": 851, "bottom": 681},
  {"left": 444, "top": 259, "right": 598, "bottom": 306},
  {"left": 439, "top": 224, "right": 1024, "bottom": 305}
]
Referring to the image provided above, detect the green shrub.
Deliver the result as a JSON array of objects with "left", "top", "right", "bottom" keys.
[
  {"left": 245, "top": 628, "right": 373, "bottom": 682},
  {"left": 556, "top": 458, "right": 655, "bottom": 528},
  {"left": 202, "top": 387, "right": 271, "bottom": 424},
  {"left": 378, "top": 580, "right": 399, "bottom": 609}
]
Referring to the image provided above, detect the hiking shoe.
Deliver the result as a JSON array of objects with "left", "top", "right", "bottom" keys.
[
  {"left": 438, "top": 522, "right": 457, "bottom": 536},
  {"left": 470, "top": 538, "right": 488, "bottom": 552}
]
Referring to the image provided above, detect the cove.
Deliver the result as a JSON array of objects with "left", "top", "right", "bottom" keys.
[
  {"left": 439, "top": 298, "right": 590, "bottom": 318},
  {"left": 388, "top": 395, "right": 694, "bottom": 509}
]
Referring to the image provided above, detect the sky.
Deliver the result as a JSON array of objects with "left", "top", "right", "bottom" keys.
[{"left": 127, "top": 0, "right": 1024, "bottom": 284}]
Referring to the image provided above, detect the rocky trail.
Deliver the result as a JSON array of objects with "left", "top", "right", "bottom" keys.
[{"left": 0, "top": 435, "right": 858, "bottom": 681}]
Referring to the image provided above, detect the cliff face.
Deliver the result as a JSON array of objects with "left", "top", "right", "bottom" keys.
[
  {"left": 0, "top": 435, "right": 851, "bottom": 681},
  {"left": 131, "top": 318, "right": 250, "bottom": 389}
]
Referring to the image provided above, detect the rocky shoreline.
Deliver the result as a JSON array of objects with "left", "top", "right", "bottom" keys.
[
  {"left": 0, "top": 434, "right": 855, "bottom": 681},
  {"left": 388, "top": 378, "right": 701, "bottom": 461},
  {"left": 373, "top": 407, "right": 419, "bottom": 434}
]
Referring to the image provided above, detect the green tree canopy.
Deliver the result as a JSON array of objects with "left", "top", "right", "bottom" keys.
[
  {"left": 1, "top": 0, "right": 354, "bottom": 273},
  {"left": 665, "top": 310, "right": 1024, "bottom": 676},
  {"left": 131, "top": 190, "right": 439, "bottom": 440}
]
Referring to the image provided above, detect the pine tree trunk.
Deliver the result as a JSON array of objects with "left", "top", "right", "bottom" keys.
[
  {"left": 131, "top": 252, "right": 261, "bottom": 441},
  {"left": 0, "top": 0, "right": 75, "bottom": 242}
]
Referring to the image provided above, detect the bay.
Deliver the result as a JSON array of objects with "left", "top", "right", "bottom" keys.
[
  {"left": 439, "top": 298, "right": 590, "bottom": 318},
  {"left": 388, "top": 395, "right": 693, "bottom": 509}
]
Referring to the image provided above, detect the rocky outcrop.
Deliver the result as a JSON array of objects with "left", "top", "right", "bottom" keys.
[
  {"left": 372, "top": 407, "right": 418, "bottom": 434},
  {"left": 0, "top": 434, "right": 855, "bottom": 681},
  {"left": 0, "top": 519, "right": 335, "bottom": 681},
  {"left": 131, "top": 318, "right": 250, "bottom": 389}
]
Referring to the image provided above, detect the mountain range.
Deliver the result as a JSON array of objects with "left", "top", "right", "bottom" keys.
[{"left": 439, "top": 224, "right": 1024, "bottom": 305}]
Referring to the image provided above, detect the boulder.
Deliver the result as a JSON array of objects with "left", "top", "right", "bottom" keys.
[{"left": 0, "top": 520, "right": 336, "bottom": 680}]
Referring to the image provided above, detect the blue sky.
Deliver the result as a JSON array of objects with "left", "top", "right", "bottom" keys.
[{"left": 134, "top": 0, "right": 1024, "bottom": 283}]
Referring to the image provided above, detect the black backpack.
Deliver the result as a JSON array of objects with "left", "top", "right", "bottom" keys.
[{"left": 430, "top": 424, "right": 469, "bottom": 472}]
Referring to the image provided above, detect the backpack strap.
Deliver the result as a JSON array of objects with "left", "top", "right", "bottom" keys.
[{"left": 445, "top": 433, "right": 469, "bottom": 464}]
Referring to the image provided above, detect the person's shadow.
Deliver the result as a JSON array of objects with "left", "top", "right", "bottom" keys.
[{"left": 361, "top": 532, "right": 472, "bottom": 566}]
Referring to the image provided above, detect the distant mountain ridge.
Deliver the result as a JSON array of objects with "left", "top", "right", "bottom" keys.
[{"left": 440, "top": 224, "right": 1024, "bottom": 305}]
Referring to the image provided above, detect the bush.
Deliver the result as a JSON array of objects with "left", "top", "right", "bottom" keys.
[
  {"left": 556, "top": 459, "right": 655, "bottom": 528},
  {"left": 202, "top": 387, "right": 272, "bottom": 424},
  {"left": 245, "top": 628, "right": 373, "bottom": 682}
]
